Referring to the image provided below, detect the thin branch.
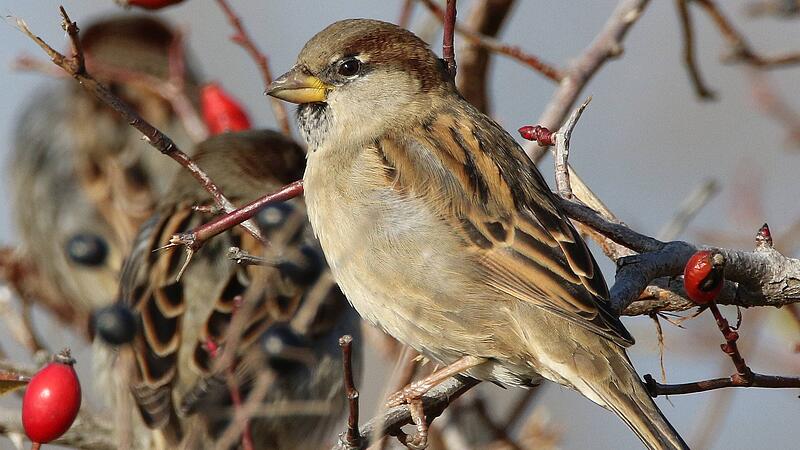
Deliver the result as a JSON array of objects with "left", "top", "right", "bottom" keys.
[
  {"left": 456, "top": 0, "right": 516, "bottom": 113},
  {"left": 553, "top": 97, "right": 592, "bottom": 199},
  {"left": 748, "top": 70, "right": 800, "bottom": 147},
  {"left": 657, "top": 179, "right": 719, "bottom": 240},
  {"left": 694, "top": 0, "right": 800, "bottom": 67},
  {"left": 443, "top": 0, "right": 458, "bottom": 78},
  {"left": 215, "top": 0, "right": 291, "bottom": 135},
  {"left": 675, "top": 0, "right": 716, "bottom": 99},
  {"left": 644, "top": 372, "right": 800, "bottom": 396},
  {"left": 417, "top": 0, "right": 562, "bottom": 82},
  {"left": 746, "top": 0, "right": 800, "bottom": 17},
  {"left": 337, "top": 335, "right": 362, "bottom": 450},
  {"left": 398, "top": 0, "right": 416, "bottom": 29},
  {"left": 331, "top": 377, "right": 481, "bottom": 450},
  {"left": 14, "top": 8, "right": 264, "bottom": 244},
  {"left": 529, "top": 0, "right": 651, "bottom": 162},
  {"left": 169, "top": 180, "right": 304, "bottom": 252}
]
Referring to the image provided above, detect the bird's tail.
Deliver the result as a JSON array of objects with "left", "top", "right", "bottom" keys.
[{"left": 579, "top": 351, "right": 689, "bottom": 450}]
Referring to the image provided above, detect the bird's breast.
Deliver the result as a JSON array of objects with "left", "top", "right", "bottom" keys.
[{"left": 302, "top": 145, "right": 482, "bottom": 354}]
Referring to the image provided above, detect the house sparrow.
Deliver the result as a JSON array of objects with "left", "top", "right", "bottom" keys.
[
  {"left": 94, "top": 130, "right": 360, "bottom": 449},
  {"left": 267, "top": 19, "right": 687, "bottom": 450},
  {"left": 9, "top": 15, "right": 199, "bottom": 324}
]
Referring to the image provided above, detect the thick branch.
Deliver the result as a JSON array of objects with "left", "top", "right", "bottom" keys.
[{"left": 560, "top": 199, "right": 800, "bottom": 314}]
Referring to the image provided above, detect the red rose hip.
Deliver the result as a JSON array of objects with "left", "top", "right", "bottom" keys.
[
  {"left": 201, "top": 83, "right": 252, "bottom": 135},
  {"left": 683, "top": 250, "right": 725, "bottom": 305},
  {"left": 22, "top": 349, "right": 82, "bottom": 444}
]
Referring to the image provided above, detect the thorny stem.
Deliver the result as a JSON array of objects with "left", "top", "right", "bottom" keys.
[{"left": 169, "top": 180, "right": 304, "bottom": 251}]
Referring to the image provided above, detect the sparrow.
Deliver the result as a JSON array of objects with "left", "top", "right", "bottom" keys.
[
  {"left": 9, "top": 15, "right": 199, "bottom": 325},
  {"left": 267, "top": 19, "right": 688, "bottom": 450},
  {"left": 94, "top": 130, "right": 361, "bottom": 449}
]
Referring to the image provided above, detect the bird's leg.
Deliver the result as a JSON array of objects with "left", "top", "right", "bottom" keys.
[
  {"left": 386, "top": 355, "right": 484, "bottom": 449},
  {"left": 386, "top": 355, "right": 484, "bottom": 407}
]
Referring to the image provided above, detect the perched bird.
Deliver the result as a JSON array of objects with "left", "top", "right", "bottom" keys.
[
  {"left": 96, "top": 130, "right": 360, "bottom": 449},
  {"left": 9, "top": 15, "right": 199, "bottom": 324},
  {"left": 267, "top": 19, "right": 687, "bottom": 450}
]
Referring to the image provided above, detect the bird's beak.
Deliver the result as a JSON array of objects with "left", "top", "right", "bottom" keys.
[{"left": 266, "top": 68, "right": 330, "bottom": 104}]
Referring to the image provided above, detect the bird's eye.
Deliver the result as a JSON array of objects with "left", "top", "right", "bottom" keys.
[
  {"left": 65, "top": 232, "right": 109, "bottom": 267},
  {"left": 337, "top": 58, "right": 361, "bottom": 77}
]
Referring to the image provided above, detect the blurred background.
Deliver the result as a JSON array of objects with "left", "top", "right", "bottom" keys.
[{"left": 0, "top": 1, "right": 798, "bottom": 449}]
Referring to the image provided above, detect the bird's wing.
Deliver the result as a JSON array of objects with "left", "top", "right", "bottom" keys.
[{"left": 377, "top": 103, "right": 633, "bottom": 347}]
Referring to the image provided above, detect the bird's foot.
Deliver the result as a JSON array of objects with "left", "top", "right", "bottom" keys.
[{"left": 393, "top": 398, "right": 428, "bottom": 450}]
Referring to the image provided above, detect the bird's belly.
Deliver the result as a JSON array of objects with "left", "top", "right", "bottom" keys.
[{"left": 304, "top": 163, "right": 480, "bottom": 361}]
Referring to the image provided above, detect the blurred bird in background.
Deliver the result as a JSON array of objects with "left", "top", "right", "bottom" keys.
[
  {"left": 8, "top": 15, "right": 201, "bottom": 329},
  {"left": 94, "top": 130, "right": 360, "bottom": 449}
]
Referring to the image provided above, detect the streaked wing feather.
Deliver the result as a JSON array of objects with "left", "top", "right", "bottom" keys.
[{"left": 380, "top": 104, "right": 633, "bottom": 347}]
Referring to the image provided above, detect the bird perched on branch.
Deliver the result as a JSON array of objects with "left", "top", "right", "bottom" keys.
[
  {"left": 267, "top": 19, "right": 687, "bottom": 450},
  {"left": 94, "top": 130, "right": 360, "bottom": 449},
  {"left": 9, "top": 15, "right": 199, "bottom": 326}
]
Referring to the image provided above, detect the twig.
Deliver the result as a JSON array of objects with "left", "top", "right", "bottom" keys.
[
  {"left": 331, "top": 377, "right": 480, "bottom": 450},
  {"left": 657, "top": 179, "right": 719, "bottom": 240},
  {"left": 675, "top": 0, "right": 716, "bottom": 99},
  {"left": 694, "top": 0, "right": 800, "bottom": 67},
  {"left": 214, "top": 372, "right": 274, "bottom": 450},
  {"left": 417, "top": 0, "right": 562, "bottom": 82},
  {"left": 215, "top": 0, "right": 291, "bottom": 135},
  {"left": 168, "top": 180, "right": 304, "bottom": 252},
  {"left": 14, "top": 8, "right": 264, "bottom": 244},
  {"left": 529, "top": 0, "right": 651, "bottom": 162},
  {"left": 455, "top": 0, "right": 516, "bottom": 113},
  {"left": 707, "top": 302, "right": 750, "bottom": 379},
  {"left": 338, "top": 335, "right": 362, "bottom": 450},
  {"left": 500, "top": 388, "right": 538, "bottom": 436},
  {"left": 378, "top": 347, "right": 419, "bottom": 450},
  {"left": 644, "top": 372, "right": 800, "bottom": 396},
  {"left": 553, "top": 97, "right": 591, "bottom": 199},
  {"left": 748, "top": 70, "right": 800, "bottom": 147},
  {"left": 398, "top": 0, "right": 416, "bottom": 29},
  {"left": 746, "top": 0, "right": 800, "bottom": 17},
  {"left": 227, "top": 247, "right": 276, "bottom": 266},
  {"left": 442, "top": 0, "right": 458, "bottom": 78}
]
